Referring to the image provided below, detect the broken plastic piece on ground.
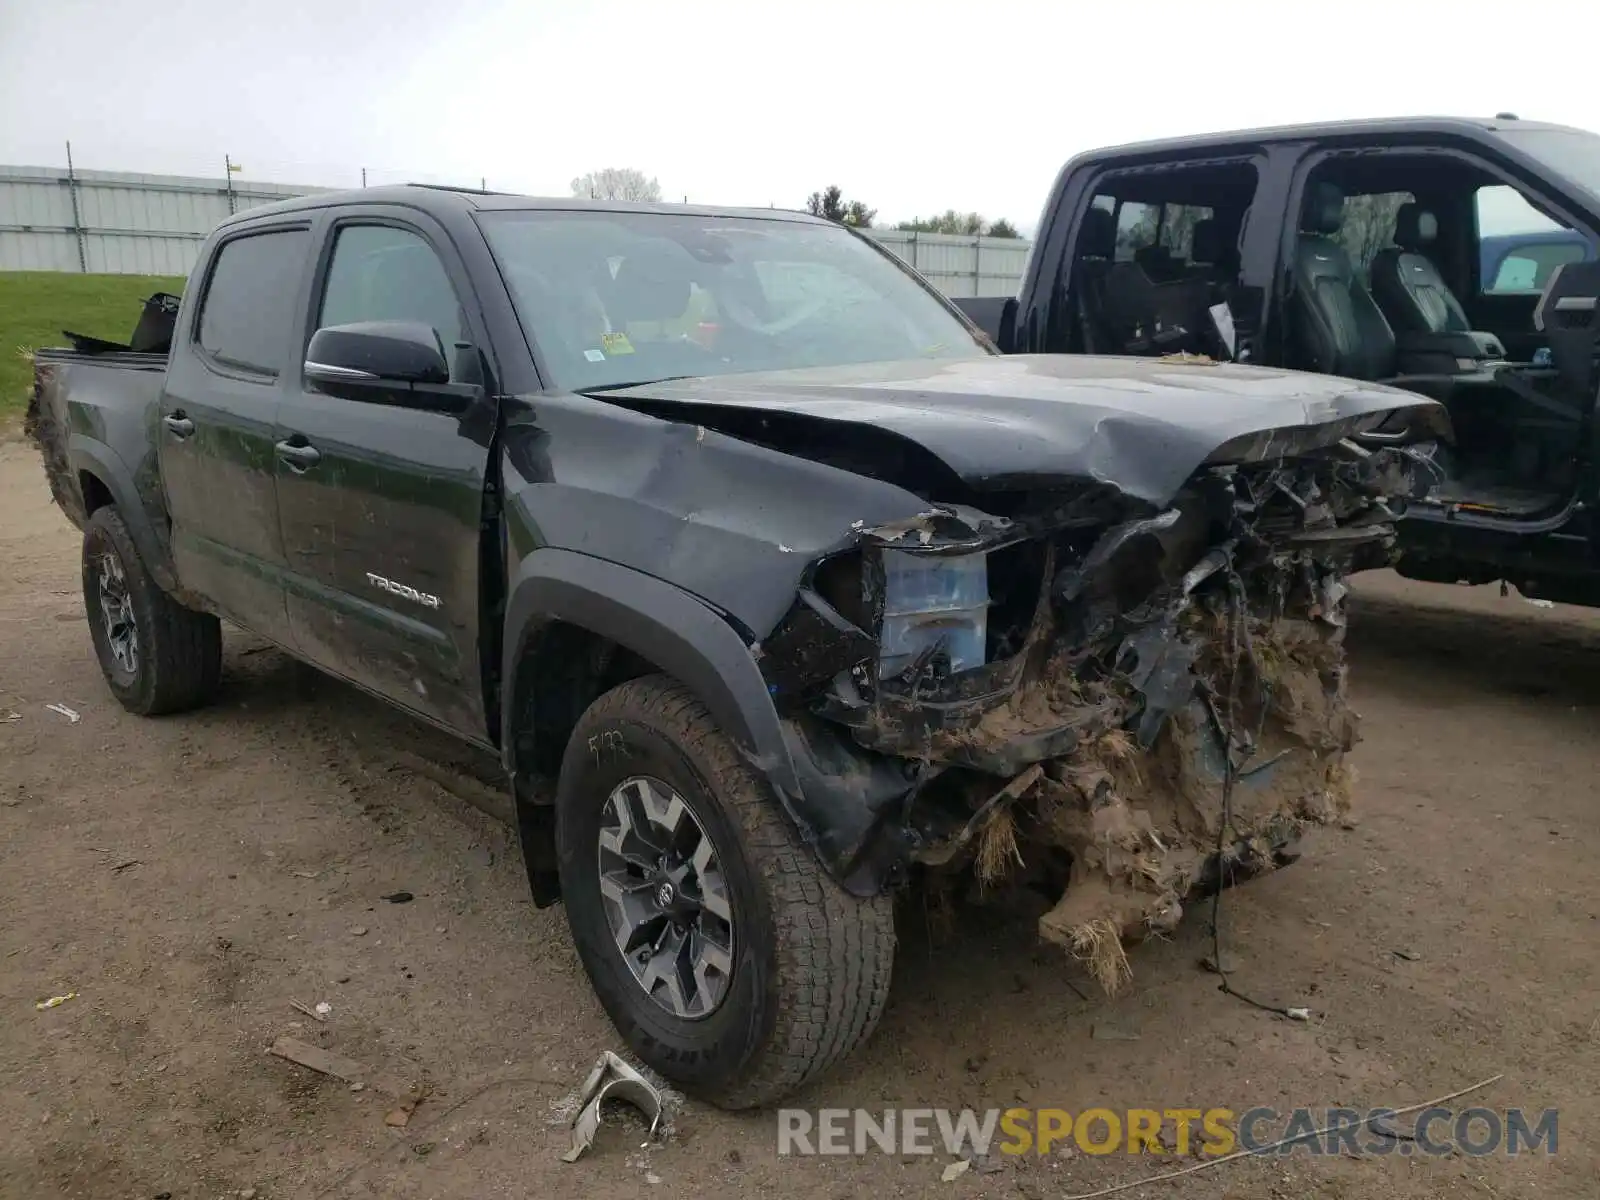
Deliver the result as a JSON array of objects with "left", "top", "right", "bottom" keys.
[
  {"left": 1287, "top": 1007, "right": 1312, "bottom": 1021},
  {"left": 562, "top": 1050, "right": 664, "bottom": 1163},
  {"left": 44, "top": 703, "right": 80, "bottom": 723},
  {"left": 35, "top": 992, "right": 78, "bottom": 1010},
  {"left": 1523, "top": 597, "right": 1556, "bottom": 609},
  {"left": 941, "top": 1159, "right": 971, "bottom": 1182}
]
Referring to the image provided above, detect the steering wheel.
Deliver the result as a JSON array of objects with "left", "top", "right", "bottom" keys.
[{"left": 719, "top": 290, "right": 829, "bottom": 337}]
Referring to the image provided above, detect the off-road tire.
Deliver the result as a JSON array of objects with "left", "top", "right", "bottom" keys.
[
  {"left": 555, "top": 674, "right": 896, "bottom": 1109},
  {"left": 82, "top": 506, "right": 222, "bottom": 716}
]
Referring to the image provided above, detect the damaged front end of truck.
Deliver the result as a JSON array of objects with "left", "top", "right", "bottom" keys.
[{"left": 752, "top": 418, "right": 1424, "bottom": 994}]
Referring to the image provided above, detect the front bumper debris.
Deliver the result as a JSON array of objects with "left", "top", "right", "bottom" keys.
[{"left": 759, "top": 439, "right": 1418, "bottom": 991}]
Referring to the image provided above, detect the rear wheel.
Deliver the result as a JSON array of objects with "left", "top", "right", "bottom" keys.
[
  {"left": 554, "top": 674, "right": 895, "bottom": 1109},
  {"left": 82, "top": 507, "right": 222, "bottom": 716}
]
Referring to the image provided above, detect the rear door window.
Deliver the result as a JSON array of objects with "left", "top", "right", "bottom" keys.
[{"left": 196, "top": 229, "right": 311, "bottom": 375}]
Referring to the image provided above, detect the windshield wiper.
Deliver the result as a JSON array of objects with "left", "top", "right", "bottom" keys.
[{"left": 577, "top": 376, "right": 696, "bottom": 395}]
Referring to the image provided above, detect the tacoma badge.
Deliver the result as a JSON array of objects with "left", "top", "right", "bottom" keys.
[{"left": 366, "top": 572, "right": 441, "bottom": 610}]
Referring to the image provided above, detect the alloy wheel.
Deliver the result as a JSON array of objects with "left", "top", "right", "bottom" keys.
[{"left": 596, "top": 775, "right": 735, "bottom": 1020}]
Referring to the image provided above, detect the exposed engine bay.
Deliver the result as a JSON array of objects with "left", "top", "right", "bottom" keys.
[{"left": 755, "top": 428, "right": 1420, "bottom": 993}]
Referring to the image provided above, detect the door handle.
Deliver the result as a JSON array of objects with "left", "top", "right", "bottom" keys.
[
  {"left": 162, "top": 414, "right": 195, "bottom": 439},
  {"left": 275, "top": 439, "right": 321, "bottom": 471}
]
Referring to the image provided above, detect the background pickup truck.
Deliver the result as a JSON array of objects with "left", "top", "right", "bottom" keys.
[
  {"left": 28, "top": 184, "right": 1436, "bottom": 1107},
  {"left": 958, "top": 115, "right": 1600, "bottom": 608}
]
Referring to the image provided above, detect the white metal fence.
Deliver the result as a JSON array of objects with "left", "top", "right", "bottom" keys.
[
  {"left": 0, "top": 165, "right": 327, "bottom": 276},
  {"left": 867, "top": 229, "right": 1031, "bottom": 298},
  {"left": 0, "top": 164, "right": 1030, "bottom": 298}
]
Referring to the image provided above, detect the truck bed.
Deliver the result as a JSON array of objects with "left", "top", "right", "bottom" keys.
[{"left": 26, "top": 349, "right": 168, "bottom": 532}]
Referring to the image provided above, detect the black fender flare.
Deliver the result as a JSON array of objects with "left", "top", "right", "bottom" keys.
[
  {"left": 500, "top": 549, "right": 806, "bottom": 903},
  {"left": 68, "top": 436, "right": 180, "bottom": 595}
]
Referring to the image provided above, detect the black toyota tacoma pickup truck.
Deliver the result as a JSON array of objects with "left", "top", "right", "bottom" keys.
[
  {"left": 28, "top": 185, "right": 1438, "bottom": 1107},
  {"left": 958, "top": 116, "right": 1600, "bottom": 607}
]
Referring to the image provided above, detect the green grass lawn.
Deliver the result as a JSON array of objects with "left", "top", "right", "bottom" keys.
[{"left": 0, "top": 271, "right": 185, "bottom": 420}]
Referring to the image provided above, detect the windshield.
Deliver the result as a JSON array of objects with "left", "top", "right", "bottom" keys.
[
  {"left": 1500, "top": 127, "right": 1600, "bottom": 200},
  {"left": 476, "top": 209, "right": 989, "bottom": 390}
]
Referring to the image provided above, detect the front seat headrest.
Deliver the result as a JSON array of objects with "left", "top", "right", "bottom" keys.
[
  {"left": 608, "top": 248, "right": 691, "bottom": 323},
  {"left": 1134, "top": 243, "right": 1177, "bottom": 278},
  {"left": 1079, "top": 206, "right": 1116, "bottom": 259},
  {"left": 1301, "top": 182, "right": 1345, "bottom": 235},
  {"left": 1394, "top": 203, "right": 1439, "bottom": 251},
  {"left": 1190, "top": 218, "right": 1222, "bottom": 265}
]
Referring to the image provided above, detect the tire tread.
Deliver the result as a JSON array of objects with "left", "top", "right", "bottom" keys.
[
  {"left": 83, "top": 507, "right": 221, "bottom": 716},
  {"left": 577, "top": 675, "right": 895, "bottom": 1109}
]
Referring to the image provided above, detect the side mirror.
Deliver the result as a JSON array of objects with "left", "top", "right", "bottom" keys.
[{"left": 305, "top": 321, "right": 451, "bottom": 392}]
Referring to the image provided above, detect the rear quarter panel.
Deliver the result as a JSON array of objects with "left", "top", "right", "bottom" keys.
[{"left": 26, "top": 351, "right": 180, "bottom": 592}]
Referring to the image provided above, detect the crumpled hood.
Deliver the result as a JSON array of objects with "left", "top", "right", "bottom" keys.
[{"left": 598, "top": 354, "right": 1442, "bottom": 506}]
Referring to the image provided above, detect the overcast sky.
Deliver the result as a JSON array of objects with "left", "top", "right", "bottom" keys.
[{"left": 3, "top": 0, "right": 1596, "bottom": 229}]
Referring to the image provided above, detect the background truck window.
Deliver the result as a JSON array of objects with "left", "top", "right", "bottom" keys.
[
  {"left": 1158, "top": 203, "right": 1212, "bottom": 260},
  {"left": 1101, "top": 196, "right": 1222, "bottom": 265},
  {"left": 197, "top": 229, "right": 311, "bottom": 375},
  {"left": 1110, "top": 201, "right": 1214, "bottom": 262},
  {"left": 1476, "top": 184, "right": 1591, "bottom": 294},
  {"left": 1488, "top": 243, "right": 1587, "bottom": 292},
  {"left": 1332, "top": 191, "right": 1414, "bottom": 285},
  {"left": 1113, "top": 201, "right": 1159, "bottom": 261}
]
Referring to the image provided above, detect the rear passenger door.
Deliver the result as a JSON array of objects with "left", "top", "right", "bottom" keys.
[
  {"left": 159, "top": 224, "right": 312, "bottom": 645},
  {"left": 274, "top": 212, "right": 497, "bottom": 740},
  {"left": 1044, "top": 157, "right": 1266, "bottom": 358}
]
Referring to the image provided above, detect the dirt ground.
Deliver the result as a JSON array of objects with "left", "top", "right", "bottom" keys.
[{"left": 2, "top": 435, "right": 1596, "bottom": 1200}]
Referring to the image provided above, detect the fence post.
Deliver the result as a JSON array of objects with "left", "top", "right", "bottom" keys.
[
  {"left": 224, "top": 155, "right": 237, "bottom": 214},
  {"left": 64, "top": 141, "right": 88, "bottom": 273},
  {"left": 972, "top": 235, "right": 982, "bottom": 296},
  {"left": 908, "top": 231, "right": 918, "bottom": 271}
]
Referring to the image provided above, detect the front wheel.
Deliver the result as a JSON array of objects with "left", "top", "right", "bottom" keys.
[
  {"left": 82, "top": 506, "right": 222, "bottom": 716},
  {"left": 554, "top": 674, "right": 896, "bottom": 1109}
]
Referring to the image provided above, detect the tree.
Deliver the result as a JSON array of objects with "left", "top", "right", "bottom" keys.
[
  {"left": 896, "top": 210, "right": 985, "bottom": 235},
  {"left": 806, "top": 185, "right": 876, "bottom": 228},
  {"left": 894, "top": 210, "right": 1023, "bottom": 238},
  {"left": 571, "top": 167, "right": 662, "bottom": 203},
  {"left": 1115, "top": 206, "right": 1160, "bottom": 258},
  {"left": 1337, "top": 192, "right": 1410, "bottom": 283}
]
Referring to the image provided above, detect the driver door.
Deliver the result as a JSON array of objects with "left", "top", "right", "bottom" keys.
[{"left": 274, "top": 211, "right": 497, "bottom": 740}]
